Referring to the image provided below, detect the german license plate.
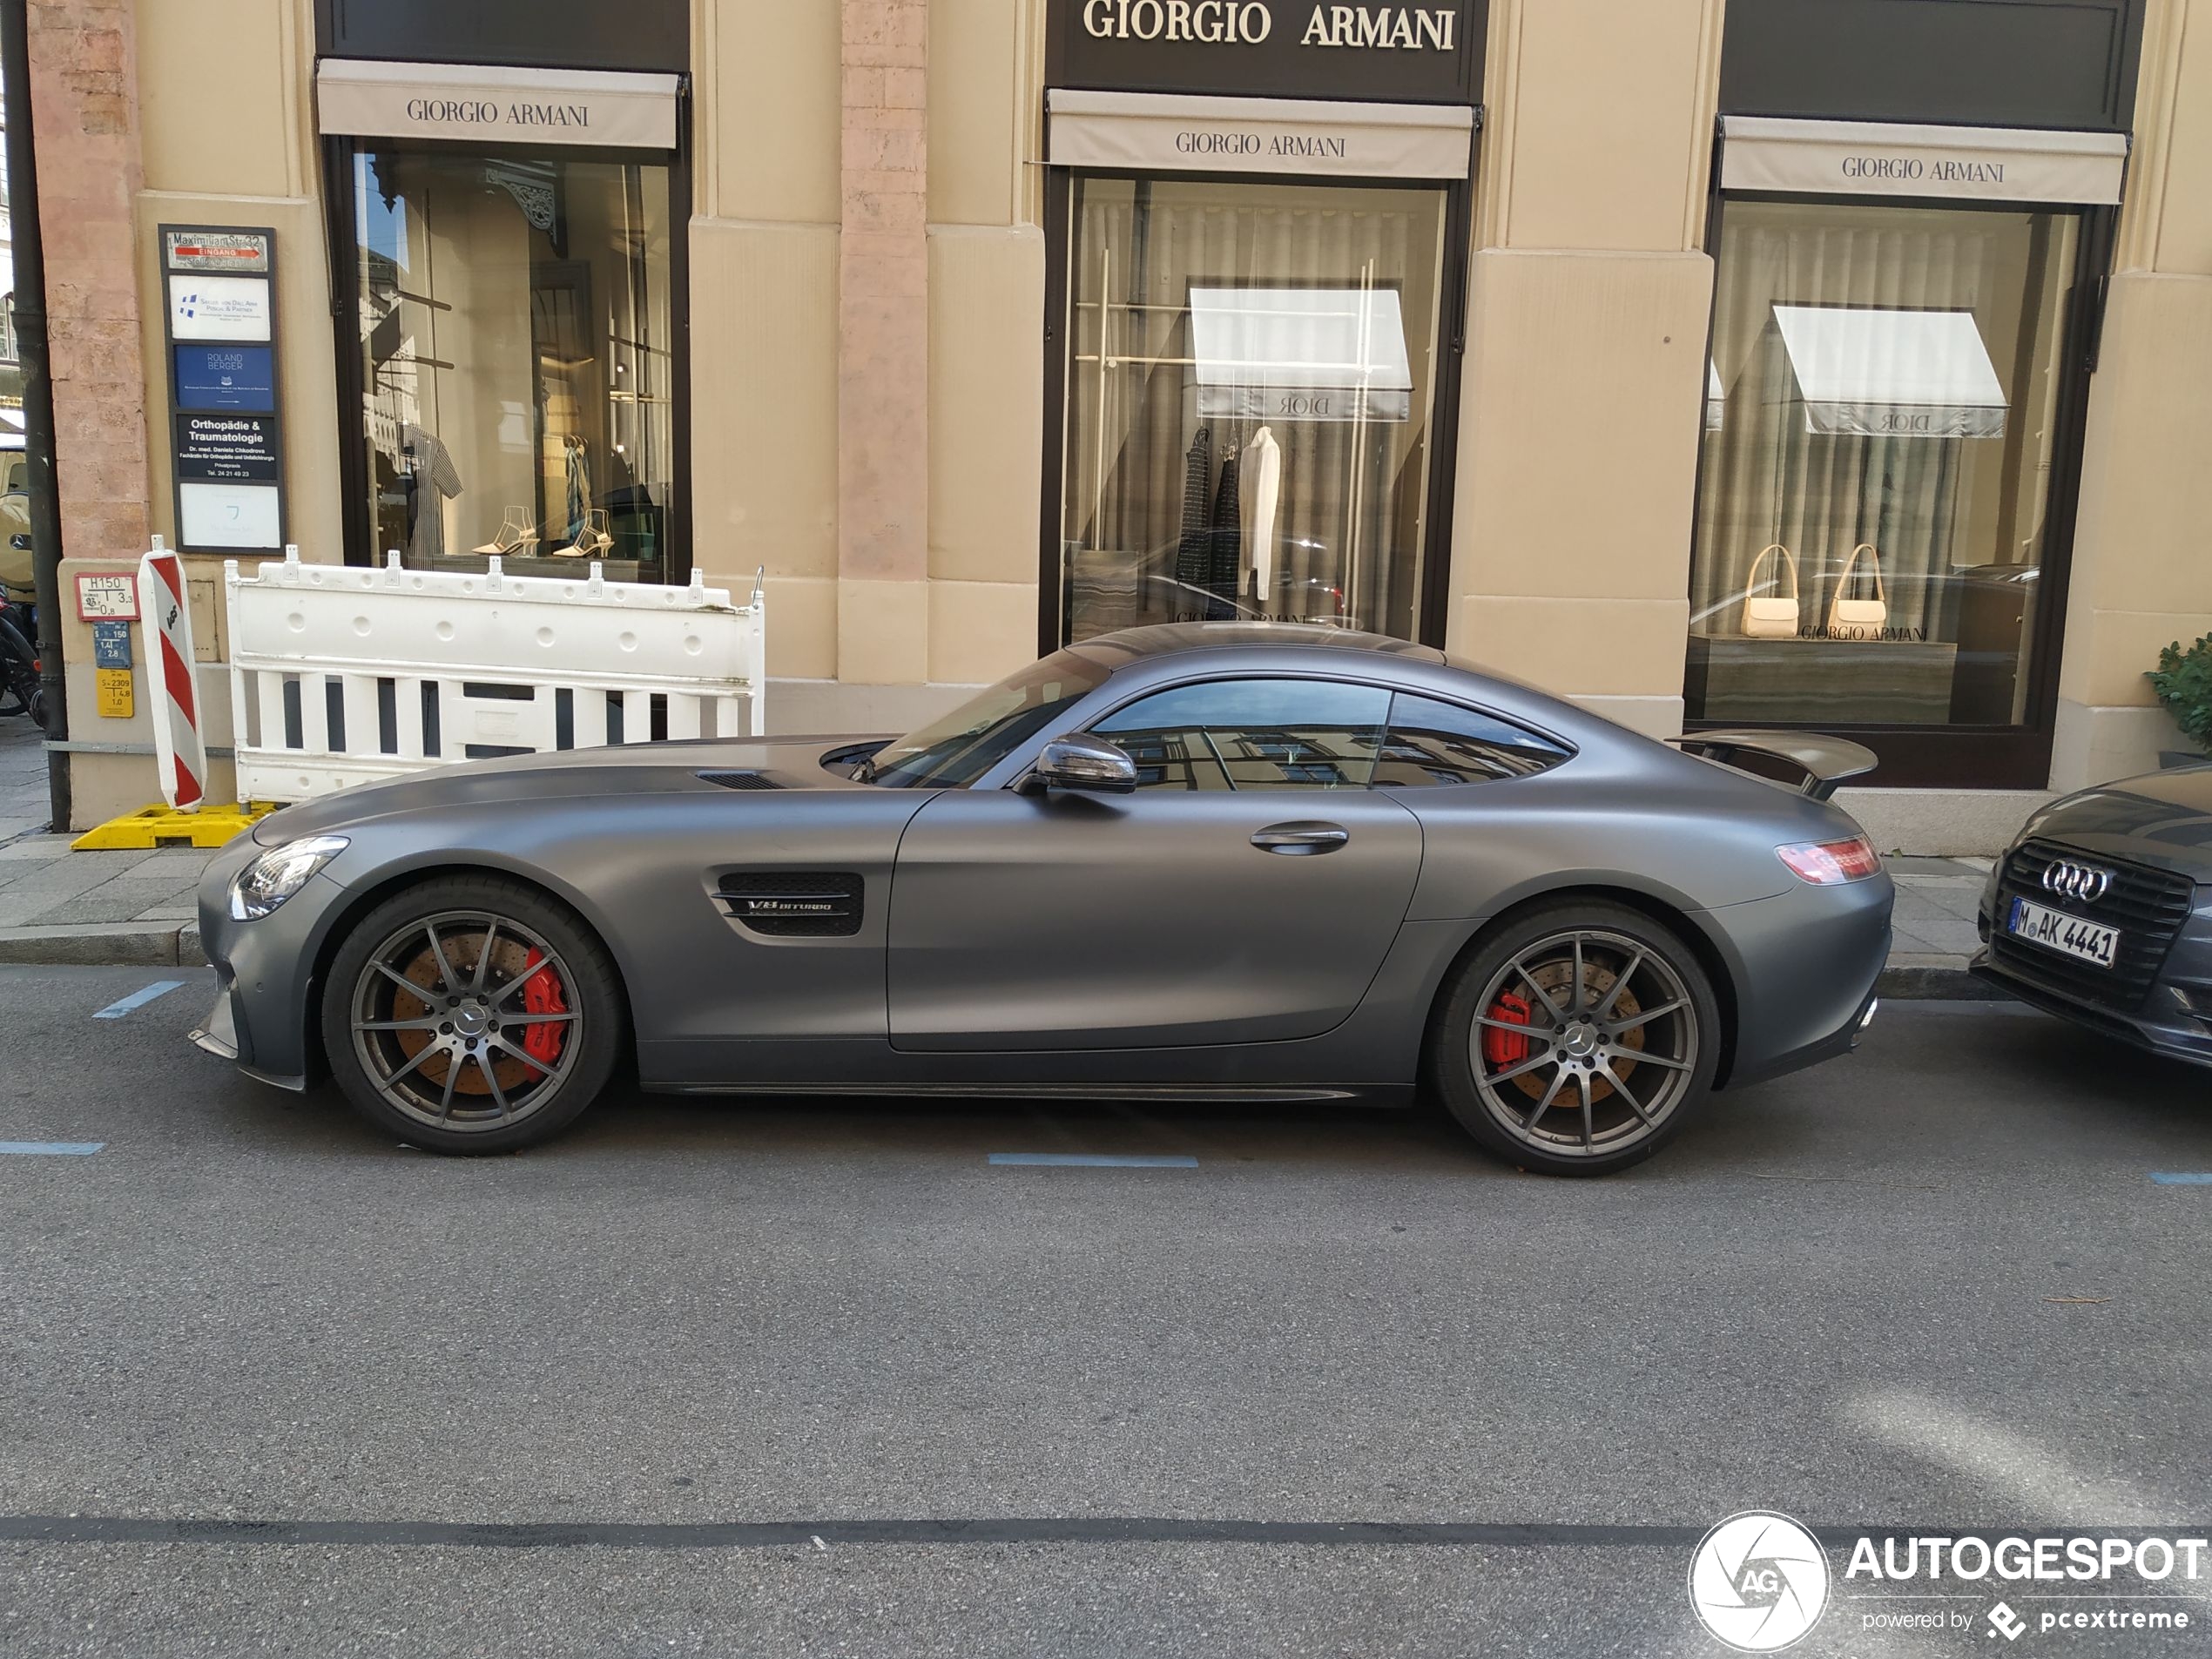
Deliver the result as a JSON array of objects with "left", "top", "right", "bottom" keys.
[{"left": 2007, "top": 897, "right": 2121, "bottom": 968}]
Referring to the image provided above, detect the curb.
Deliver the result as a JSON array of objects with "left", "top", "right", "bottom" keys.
[
  {"left": 1878, "top": 960, "right": 2001, "bottom": 1001},
  {"left": 0, "top": 922, "right": 205, "bottom": 968}
]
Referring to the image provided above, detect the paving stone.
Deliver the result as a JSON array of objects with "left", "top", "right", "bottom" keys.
[
  {"left": 0, "top": 835, "right": 76, "bottom": 860},
  {"left": 33, "top": 877, "right": 217, "bottom": 925}
]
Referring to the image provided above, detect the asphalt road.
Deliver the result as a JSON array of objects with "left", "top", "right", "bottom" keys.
[{"left": 0, "top": 967, "right": 2208, "bottom": 1657}]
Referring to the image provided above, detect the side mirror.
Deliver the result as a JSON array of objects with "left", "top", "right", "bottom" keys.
[{"left": 1022, "top": 733, "right": 1137, "bottom": 795}]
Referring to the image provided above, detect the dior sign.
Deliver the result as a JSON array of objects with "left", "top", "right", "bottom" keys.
[{"left": 1056, "top": 0, "right": 1481, "bottom": 104}]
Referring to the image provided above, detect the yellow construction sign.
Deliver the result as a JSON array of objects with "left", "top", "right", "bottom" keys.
[{"left": 72, "top": 801, "right": 276, "bottom": 851}]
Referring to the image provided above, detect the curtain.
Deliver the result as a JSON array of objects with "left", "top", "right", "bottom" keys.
[
  {"left": 1692, "top": 211, "right": 2006, "bottom": 642},
  {"left": 1066, "top": 185, "right": 1428, "bottom": 639}
]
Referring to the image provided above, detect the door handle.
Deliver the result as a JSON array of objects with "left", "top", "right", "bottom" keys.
[{"left": 1251, "top": 821, "right": 1349, "bottom": 855}]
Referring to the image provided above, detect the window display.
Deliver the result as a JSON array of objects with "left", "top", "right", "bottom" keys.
[
  {"left": 1687, "top": 199, "right": 2082, "bottom": 728},
  {"left": 1057, "top": 176, "right": 1449, "bottom": 644},
  {"left": 349, "top": 150, "right": 676, "bottom": 580}
]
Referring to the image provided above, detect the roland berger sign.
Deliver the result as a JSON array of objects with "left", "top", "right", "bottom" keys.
[{"left": 1056, "top": 0, "right": 1481, "bottom": 104}]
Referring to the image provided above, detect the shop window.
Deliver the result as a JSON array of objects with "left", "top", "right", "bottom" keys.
[
  {"left": 1688, "top": 199, "right": 2081, "bottom": 728},
  {"left": 1058, "top": 177, "right": 1449, "bottom": 644},
  {"left": 349, "top": 150, "right": 675, "bottom": 579}
]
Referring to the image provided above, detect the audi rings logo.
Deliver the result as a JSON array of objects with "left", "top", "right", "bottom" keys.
[
  {"left": 2042, "top": 859, "right": 2114, "bottom": 903},
  {"left": 1689, "top": 1512, "right": 1831, "bottom": 1651}
]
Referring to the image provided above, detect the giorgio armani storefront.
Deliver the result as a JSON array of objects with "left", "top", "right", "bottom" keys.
[
  {"left": 35, "top": 0, "right": 2212, "bottom": 840},
  {"left": 1040, "top": 2, "right": 1483, "bottom": 652}
]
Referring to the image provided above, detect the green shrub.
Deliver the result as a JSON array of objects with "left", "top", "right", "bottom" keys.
[{"left": 2148, "top": 633, "right": 2212, "bottom": 752}]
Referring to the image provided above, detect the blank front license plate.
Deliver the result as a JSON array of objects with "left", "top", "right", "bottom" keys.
[{"left": 2007, "top": 897, "right": 2121, "bottom": 968}]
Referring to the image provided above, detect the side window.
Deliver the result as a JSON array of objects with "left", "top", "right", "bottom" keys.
[
  {"left": 1091, "top": 678, "right": 1390, "bottom": 790},
  {"left": 1373, "top": 692, "right": 1573, "bottom": 786}
]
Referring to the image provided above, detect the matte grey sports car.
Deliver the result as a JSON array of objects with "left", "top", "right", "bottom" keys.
[
  {"left": 1973, "top": 765, "right": 2212, "bottom": 1066},
  {"left": 192, "top": 624, "right": 1893, "bottom": 1175}
]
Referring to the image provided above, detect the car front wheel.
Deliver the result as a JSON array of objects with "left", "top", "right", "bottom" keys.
[
  {"left": 1430, "top": 900, "right": 1721, "bottom": 1177},
  {"left": 320, "top": 876, "right": 624, "bottom": 1154}
]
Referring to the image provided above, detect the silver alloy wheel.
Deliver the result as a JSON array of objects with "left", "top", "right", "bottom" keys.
[
  {"left": 347, "top": 909, "right": 584, "bottom": 1132},
  {"left": 1465, "top": 927, "right": 1699, "bottom": 1158}
]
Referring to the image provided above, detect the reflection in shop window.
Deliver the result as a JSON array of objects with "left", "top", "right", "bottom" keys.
[
  {"left": 351, "top": 149, "right": 675, "bottom": 579},
  {"left": 1688, "top": 200, "right": 2080, "bottom": 728},
  {"left": 1059, "top": 177, "right": 1447, "bottom": 643}
]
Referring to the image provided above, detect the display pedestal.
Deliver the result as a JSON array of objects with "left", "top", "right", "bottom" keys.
[{"left": 1686, "top": 634, "right": 1960, "bottom": 725}]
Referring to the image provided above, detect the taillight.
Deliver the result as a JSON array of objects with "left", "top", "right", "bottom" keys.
[{"left": 1777, "top": 835, "right": 1881, "bottom": 885}]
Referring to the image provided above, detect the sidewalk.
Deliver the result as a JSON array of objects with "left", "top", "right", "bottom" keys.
[
  {"left": 0, "top": 718, "right": 219, "bottom": 965},
  {"left": 0, "top": 713, "right": 1997, "bottom": 985}
]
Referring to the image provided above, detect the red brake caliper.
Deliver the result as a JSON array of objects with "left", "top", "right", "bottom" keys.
[
  {"left": 520, "top": 948, "right": 568, "bottom": 1064},
  {"left": 1481, "top": 989, "right": 1532, "bottom": 1068}
]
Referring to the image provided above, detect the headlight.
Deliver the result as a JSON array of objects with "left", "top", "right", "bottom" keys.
[{"left": 229, "top": 835, "right": 348, "bottom": 921}]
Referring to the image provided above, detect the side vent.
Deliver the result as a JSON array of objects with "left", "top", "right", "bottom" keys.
[
  {"left": 718, "top": 872, "right": 864, "bottom": 937},
  {"left": 699, "top": 770, "right": 784, "bottom": 792}
]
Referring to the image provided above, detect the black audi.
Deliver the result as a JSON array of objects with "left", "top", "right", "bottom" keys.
[{"left": 1974, "top": 765, "right": 2212, "bottom": 1064}]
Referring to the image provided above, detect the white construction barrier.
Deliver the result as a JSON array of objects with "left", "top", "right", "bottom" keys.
[{"left": 226, "top": 548, "right": 767, "bottom": 804}]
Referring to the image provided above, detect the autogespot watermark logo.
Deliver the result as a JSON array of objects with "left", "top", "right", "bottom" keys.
[{"left": 1689, "top": 1512, "right": 1831, "bottom": 1651}]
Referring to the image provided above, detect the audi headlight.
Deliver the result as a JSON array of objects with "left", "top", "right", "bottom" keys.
[{"left": 228, "top": 835, "right": 348, "bottom": 921}]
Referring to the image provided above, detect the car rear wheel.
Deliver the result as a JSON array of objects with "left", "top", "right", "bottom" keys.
[
  {"left": 1429, "top": 900, "right": 1720, "bottom": 1177},
  {"left": 320, "top": 876, "right": 624, "bottom": 1154}
]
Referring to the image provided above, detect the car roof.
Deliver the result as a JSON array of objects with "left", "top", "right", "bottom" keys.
[{"left": 1066, "top": 622, "right": 1447, "bottom": 670}]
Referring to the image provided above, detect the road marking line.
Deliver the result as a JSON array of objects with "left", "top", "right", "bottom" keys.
[
  {"left": 0, "top": 1142, "right": 104, "bottom": 1156},
  {"left": 92, "top": 980, "right": 185, "bottom": 1020},
  {"left": 2148, "top": 1173, "right": 2212, "bottom": 1184},
  {"left": 988, "top": 1152, "right": 1197, "bottom": 1168}
]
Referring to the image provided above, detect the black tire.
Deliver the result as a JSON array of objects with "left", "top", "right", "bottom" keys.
[
  {"left": 320, "top": 874, "right": 625, "bottom": 1154},
  {"left": 1427, "top": 900, "right": 1722, "bottom": 1177},
  {"left": 0, "top": 612, "right": 34, "bottom": 721}
]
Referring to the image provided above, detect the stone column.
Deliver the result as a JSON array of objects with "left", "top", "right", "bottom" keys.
[
  {"left": 838, "top": 0, "right": 931, "bottom": 685},
  {"left": 1446, "top": 0, "right": 1723, "bottom": 740},
  {"left": 25, "top": 0, "right": 147, "bottom": 561}
]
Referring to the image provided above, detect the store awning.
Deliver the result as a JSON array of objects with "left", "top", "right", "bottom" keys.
[
  {"left": 1188, "top": 287, "right": 1413, "bottom": 423},
  {"left": 317, "top": 59, "right": 680, "bottom": 150},
  {"left": 1771, "top": 305, "right": 2008, "bottom": 439},
  {"left": 1720, "top": 117, "right": 2128, "bottom": 206},
  {"left": 1048, "top": 91, "right": 1474, "bottom": 182}
]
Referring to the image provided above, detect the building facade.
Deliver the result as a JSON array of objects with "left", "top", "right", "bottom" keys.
[{"left": 19, "top": 0, "right": 2212, "bottom": 846}]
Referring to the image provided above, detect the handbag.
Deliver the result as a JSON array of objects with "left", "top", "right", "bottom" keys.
[
  {"left": 1826, "top": 543, "right": 1889, "bottom": 641},
  {"left": 1740, "top": 543, "right": 1802, "bottom": 639}
]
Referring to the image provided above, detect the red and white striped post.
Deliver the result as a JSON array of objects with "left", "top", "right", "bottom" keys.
[{"left": 138, "top": 537, "right": 206, "bottom": 810}]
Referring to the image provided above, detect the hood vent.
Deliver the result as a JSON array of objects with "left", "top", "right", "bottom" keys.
[{"left": 698, "top": 770, "right": 784, "bottom": 792}]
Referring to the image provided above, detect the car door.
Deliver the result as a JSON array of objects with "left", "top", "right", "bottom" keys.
[{"left": 887, "top": 675, "right": 1423, "bottom": 1051}]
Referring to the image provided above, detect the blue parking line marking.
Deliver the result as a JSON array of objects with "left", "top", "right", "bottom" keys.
[
  {"left": 989, "top": 1153, "right": 1198, "bottom": 1168},
  {"left": 0, "top": 1143, "right": 104, "bottom": 1156},
  {"left": 91, "top": 980, "right": 185, "bottom": 1020},
  {"left": 2149, "top": 1173, "right": 2212, "bottom": 1184}
]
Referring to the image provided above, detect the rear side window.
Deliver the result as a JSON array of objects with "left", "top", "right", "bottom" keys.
[
  {"left": 1091, "top": 678, "right": 1390, "bottom": 790},
  {"left": 1373, "top": 692, "right": 1572, "bottom": 787}
]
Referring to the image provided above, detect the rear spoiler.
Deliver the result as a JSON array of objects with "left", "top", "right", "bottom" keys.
[{"left": 1669, "top": 729, "right": 1878, "bottom": 803}]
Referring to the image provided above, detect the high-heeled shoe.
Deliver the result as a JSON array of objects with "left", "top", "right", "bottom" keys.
[{"left": 472, "top": 506, "right": 537, "bottom": 556}]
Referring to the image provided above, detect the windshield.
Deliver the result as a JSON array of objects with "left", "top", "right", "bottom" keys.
[{"left": 863, "top": 650, "right": 1110, "bottom": 788}]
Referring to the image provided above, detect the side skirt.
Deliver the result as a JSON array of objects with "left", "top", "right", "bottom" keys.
[{"left": 650, "top": 1082, "right": 1415, "bottom": 1107}]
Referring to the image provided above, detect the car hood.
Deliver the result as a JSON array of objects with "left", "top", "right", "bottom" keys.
[
  {"left": 2027, "top": 765, "right": 2212, "bottom": 877},
  {"left": 249, "top": 733, "right": 894, "bottom": 846}
]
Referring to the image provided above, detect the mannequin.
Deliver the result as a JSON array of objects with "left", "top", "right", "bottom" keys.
[{"left": 1239, "top": 426, "right": 1282, "bottom": 612}]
